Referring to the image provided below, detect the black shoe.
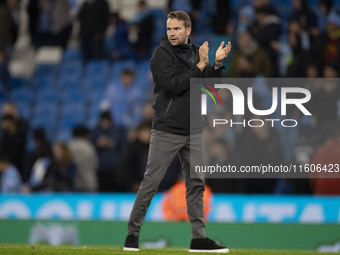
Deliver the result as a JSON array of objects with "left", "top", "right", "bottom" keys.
[
  {"left": 123, "top": 234, "right": 139, "bottom": 251},
  {"left": 189, "top": 237, "right": 229, "bottom": 253}
]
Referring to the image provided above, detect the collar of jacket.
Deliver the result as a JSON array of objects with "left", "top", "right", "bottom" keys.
[
  {"left": 160, "top": 36, "right": 197, "bottom": 68},
  {"left": 161, "top": 36, "right": 193, "bottom": 53}
]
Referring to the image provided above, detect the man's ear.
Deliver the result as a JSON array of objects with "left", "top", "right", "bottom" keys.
[{"left": 186, "top": 27, "right": 192, "bottom": 36}]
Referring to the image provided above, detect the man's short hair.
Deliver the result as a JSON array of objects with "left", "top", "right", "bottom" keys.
[
  {"left": 167, "top": 10, "right": 192, "bottom": 28},
  {"left": 121, "top": 68, "right": 134, "bottom": 76}
]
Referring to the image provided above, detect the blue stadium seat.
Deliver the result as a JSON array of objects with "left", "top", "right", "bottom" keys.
[
  {"left": 31, "top": 115, "right": 57, "bottom": 130},
  {"left": 34, "top": 76, "right": 55, "bottom": 89},
  {"left": 83, "top": 76, "right": 107, "bottom": 90},
  {"left": 135, "top": 78, "right": 152, "bottom": 91},
  {"left": 58, "top": 76, "right": 82, "bottom": 90},
  {"left": 85, "top": 102, "right": 101, "bottom": 128},
  {"left": 10, "top": 88, "right": 34, "bottom": 105},
  {"left": 87, "top": 88, "right": 105, "bottom": 104},
  {"left": 61, "top": 89, "right": 87, "bottom": 104},
  {"left": 60, "top": 102, "right": 86, "bottom": 128},
  {"left": 59, "top": 114, "right": 86, "bottom": 129},
  {"left": 85, "top": 60, "right": 110, "bottom": 79},
  {"left": 63, "top": 48, "right": 82, "bottom": 63},
  {"left": 10, "top": 78, "right": 31, "bottom": 89},
  {"left": 60, "top": 61, "right": 83, "bottom": 80},
  {"left": 61, "top": 101, "right": 85, "bottom": 111},
  {"left": 16, "top": 102, "right": 32, "bottom": 120},
  {"left": 54, "top": 128, "right": 72, "bottom": 142},
  {"left": 34, "top": 64, "right": 59, "bottom": 79},
  {"left": 86, "top": 114, "right": 99, "bottom": 129},
  {"left": 110, "top": 60, "right": 136, "bottom": 81},
  {"left": 32, "top": 102, "right": 59, "bottom": 120},
  {"left": 36, "top": 89, "right": 60, "bottom": 103}
]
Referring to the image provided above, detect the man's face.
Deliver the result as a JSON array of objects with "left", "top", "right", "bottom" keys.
[
  {"left": 167, "top": 18, "right": 191, "bottom": 46},
  {"left": 238, "top": 32, "right": 251, "bottom": 51},
  {"left": 121, "top": 73, "right": 134, "bottom": 87}
]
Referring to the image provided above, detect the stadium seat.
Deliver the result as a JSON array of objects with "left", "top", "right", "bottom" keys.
[
  {"left": 61, "top": 89, "right": 87, "bottom": 104},
  {"left": 85, "top": 60, "right": 110, "bottom": 79},
  {"left": 36, "top": 89, "right": 60, "bottom": 104},
  {"left": 110, "top": 60, "right": 136, "bottom": 81},
  {"left": 63, "top": 48, "right": 82, "bottom": 63},
  {"left": 83, "top": 77, "right": 107, "bottom": 90},
  {"left": 34, "top": 76, "right": 56, "bottom": 89},
  {"left": 16, "top": 102, "right": 32, "bottom": 120},
  {"left": 60, "top": 61, "right": 83, "bottom": 80},
  {"left": 58, "top": 76, "right": 82, "bottom": 90},
  {"left": 32, "top": 102, "right": 59, "bottom": 120},
  {"left": 10, "top": 88, "right": 34, "bottom": 105},
  {"left": 31, "top": 115, "right": 57, "bottom": 130},
  {"left": 87, "top": 88, "right": 105, "bottom": 103},
  {"left": 54, "top": 128, "right": 72, "bottom": 142},
  {"left": 59, "top": 115, "right": 85, "bottom": 129},
  {"left": 34, "top": 64, "right": 59, "bottom": 78}
]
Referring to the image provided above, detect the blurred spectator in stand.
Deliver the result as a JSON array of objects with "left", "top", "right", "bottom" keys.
[
  {"left": 235, "top": 5, "right": 255, "bottom": 34},
  {"left": 229, "top": 30, "right": 272, "bottom": 77},
  {"left": 125, "top": 101, "right": 154, "bottom": 147},
  {"left": 162, "top": 174, "right": 212, "bottom": 221},
  {"left": 78, "top": 0, "right": 110, "bottom": 62},
  {"left": 285, "top": 31, "right": 309, "bottom": 77},
  {"left": 0, "top": 114, "right": 26, "bottom": 177},
  {"left": 287, "top": 19, "right": 311, "bottom": 52},
  {"left": 208, "top": 0, "right": 231, "bottom": 34},
  {"left": 141, "top": 101, "right": 154, "bottom": 123},
  {"left": 118, "top": 121, "right": 180, "bottom": 192},
  {"left": 22, "top": 129, "right": 52, "bottom": 188},
  {"left": 42, "top": 142, "right": 76, "bottom": 192},
  {"left": 106, "top": 12, "right": 132, "bottom": 60},
  {"left": 309, "top": 77, "right": 340, "bottom": 129},
  {"left": 27, "top": 0, "right": 54, "bottom": 48},
  {"left": 310, "top": 121, "right": 340, "bottom": 195},
  {"left": 253, "top": 0, "right": 279, "bottom": 16},
  {"left": 233, "top": 118, "right": 282, "bottom": 193},
  {"left": 0, "top": 0, "right": 19, "bottom": 90},
  {"left": 230, "top": 55, "right": 256, "bottom": 78},
  {"left": 323, "top": 62, "right": 340, "bottom": 78},
  {"left": 0, "top": 51, "right": 10, "bottom": 91},
  {"left": 206, "top": 139, "right": 245, "bottom": 193},
  {"left": 250, "top": 5, "right": 281, "bottom": 76},
  {"left": 1, "top": 102, "right": 29, "bottom": 169},
  {"left": 2, "top": 102, "right": 29, "bottom": 136},
  {"left": 118, "top": 122, "right": 151, "bottom": 192},
  {"left": 27, "top": 0, "right": 39, "bottom": 46},
  {"left": 69, "top": 126, "right": 98, "bottom": 192},
  {"left": 316, "top": 0, "right": 334, "bottom": 33},
  {"left": 0, "top": 0, "right": 19, "bottom": 48},
  {"left": 0, "top": 153, "right": 22, "bottom": 193},
  {"left": 305, "top": 63, "right": 320, "bottom": 77},
  {"left": 92, "top": 111, "right": 122, "bottom": 192},
  {"left": 288, "top": 0, "right": 319, "bottom": 39},
  {"left": 129, "top": 0, "right": 154, "bottom": 61},
  {"left": 310, "top": 9, "right": 340, "bottom": 74},
  {"left": 101, "top": 69, "right": 143, "bottom": 130},
  {"left": 275, "top": 129, "right": 314, "bottom": 194},
  {"left": 50, "top": 0, "right": 77, "bottom": 49}
]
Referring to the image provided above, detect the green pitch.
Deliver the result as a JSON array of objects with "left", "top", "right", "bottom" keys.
[{"left": 0, "top": 245, "right": 336, "bottom": 255}]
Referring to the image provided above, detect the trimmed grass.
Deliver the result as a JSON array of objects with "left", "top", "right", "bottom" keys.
[{"left": 0, "top": 245, "right": 336, "bottom": 255}]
